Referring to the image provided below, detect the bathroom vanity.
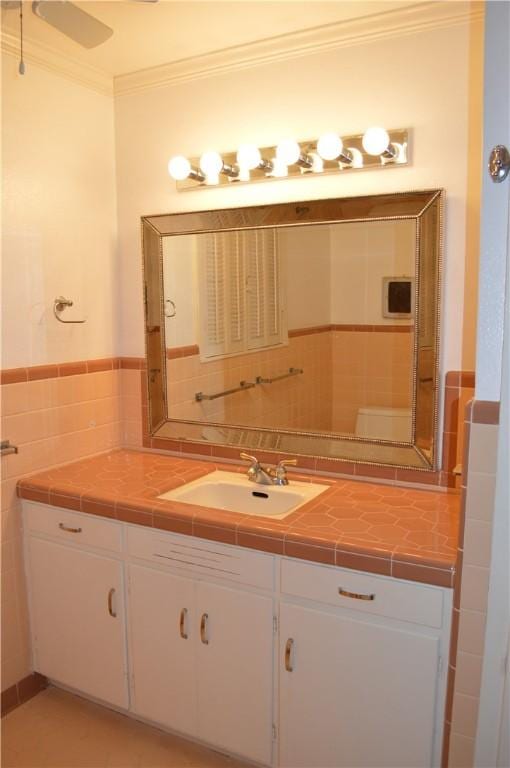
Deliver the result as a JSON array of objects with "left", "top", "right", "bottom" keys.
[{"left": 19, "top": 449, "right": 458, "bottom": 768}]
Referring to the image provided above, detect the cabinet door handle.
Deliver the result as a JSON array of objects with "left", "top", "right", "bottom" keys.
[
  {"left": 338, "top": 587, "right": 375, "bottom": 601},
  {"left": 200, "top": 613, "right": 209, "bottom": 644},
  {"left": 179, "top": 608, "right": 188, "bottom": 639},
  {"left": 285, "top": 638, "right": 294, "bottom": 672},
  {"left": 107, "top": 588, "right": 117, "bottom": 618},
  {"left": 59, "top": 522, "right": 82, "bottom": 534}
]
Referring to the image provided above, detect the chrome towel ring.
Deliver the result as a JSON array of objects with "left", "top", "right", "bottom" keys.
[{"left": 53, "top": 296, "right": 86, "bottom": 324}]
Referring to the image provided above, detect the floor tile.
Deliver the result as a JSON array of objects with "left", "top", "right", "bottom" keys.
[{"left": 1, "top": 688, "right": 252, "bottom": 768}]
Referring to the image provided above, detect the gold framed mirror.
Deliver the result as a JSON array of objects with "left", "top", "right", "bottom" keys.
[{"left": 142, "top": 189, "right": 442, "bottom": 471}]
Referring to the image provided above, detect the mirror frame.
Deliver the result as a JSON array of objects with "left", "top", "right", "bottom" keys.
[{"left": 141, "top": 189, "right": 443, "bottom": 472}]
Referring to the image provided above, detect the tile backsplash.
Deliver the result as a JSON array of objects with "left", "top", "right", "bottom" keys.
[{"left": 1, "top": 362, "right": 123, "bottom": 691}]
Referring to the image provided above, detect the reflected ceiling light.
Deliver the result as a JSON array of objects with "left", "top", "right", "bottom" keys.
[
  {"left": 168, "top": 127, "right": 409, "bottom": 190},
  {"left": 168, "top": 155, "right": 204, "bottom": 182},
  {"left": 362, "top": 127, "right": 397, "bottom": 158},
  {"left": 276, "top": 138, "right": 313, "bottom": 169}
]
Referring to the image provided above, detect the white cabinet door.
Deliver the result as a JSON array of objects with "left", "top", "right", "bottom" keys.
[
  {"left": 279, "top": 601, "right": 440, "bottom": 768},
  {"left": 196, "top": 582, "right": 274, "bottom": 765},
  {"left": 28, "top": 537, "right": 128, "bottom": 709},
  {"left": 128, "top": 564, "right": 196, "bottom": 736}
]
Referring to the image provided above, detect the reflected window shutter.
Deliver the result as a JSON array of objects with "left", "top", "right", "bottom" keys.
[
  {"left": 199, "top": 232, "right": 227, "bottom": 358},
  {"left": 246, "top": 229, "right": 284, "bottom": 350},
  {"left": 199, "top": 228, "right": 286, "bottom": 359},
  {"left": 263, "top": 228, "right": 282, "bottom": 344},
  {"left": 226, "top": 231, "right": 246, "bottom": 353},
  {"left": 246, "top": 230, "right": 265, "bottom": 348}
]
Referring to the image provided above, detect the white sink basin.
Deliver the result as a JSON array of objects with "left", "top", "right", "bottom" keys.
[{"left": 158, "top": 470, "right": 328, "bottom": 519}]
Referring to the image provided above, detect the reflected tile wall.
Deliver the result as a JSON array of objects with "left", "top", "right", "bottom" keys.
[
  {"left": 166, "top": 331, "right": 332, "bottom": 432},
  {"left": 165, "top": 327, "right": 413, "bottom": 437},
  {"left": 331, "top": 329, "right": 414, "bottom": 432}
]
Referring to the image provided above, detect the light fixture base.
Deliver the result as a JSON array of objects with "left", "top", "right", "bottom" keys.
[{"left": 175, "top": 128, "right": 409, "bottom": 191}]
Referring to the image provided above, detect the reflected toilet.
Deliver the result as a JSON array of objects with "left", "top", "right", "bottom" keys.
[{"left": 355, "top": 406, "right": 412, "bottom": 442}]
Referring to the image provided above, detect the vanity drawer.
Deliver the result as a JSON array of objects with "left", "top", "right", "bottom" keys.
[
  {"left": 23, "top": 501, "right": 122, "bottom": 554},
  {"left": 280, "top": 557, "right": 444, "bottom": 629},
  {"left": 127, "top": 526, "right": 274, "bottom": 591}
]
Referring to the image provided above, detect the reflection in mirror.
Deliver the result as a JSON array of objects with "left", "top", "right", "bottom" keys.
[
  {"left": 163, "top": 219, "right": 416, "bottom": 443},
  {"left": 142, "top": 190, "right": 442, "bottom": 471}
]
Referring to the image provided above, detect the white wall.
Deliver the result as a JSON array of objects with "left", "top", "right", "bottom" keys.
[
  {"left": 280, "top": 225, "right": 331, "bottom": 331},
  {"left": 162, "top": 235, "right": 197, "bottom": 348},
  {"left": 1, "top": 54, "right": 117, "bottom": 368},
  {"left": 330, "top": 219, "right": 415, "bottom": 325},
  {"left": 115, "top": 19, "right": 473, "bottom": 386},
  {"left": 473, "top": 1, "right": 509, "bottom": 402}
]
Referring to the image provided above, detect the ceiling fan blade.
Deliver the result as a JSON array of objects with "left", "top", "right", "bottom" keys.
[{"left": 32, "top": 1, "right": 113, "bottom": 48}]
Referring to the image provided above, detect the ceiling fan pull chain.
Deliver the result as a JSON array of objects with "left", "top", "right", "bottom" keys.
[{"left": 19, "top": 1, "right": 25, "bottom": 75}]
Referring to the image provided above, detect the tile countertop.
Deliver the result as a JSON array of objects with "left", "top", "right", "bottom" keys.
[{"left": 17, "top": 449, "right": 460, "bottom": 588}]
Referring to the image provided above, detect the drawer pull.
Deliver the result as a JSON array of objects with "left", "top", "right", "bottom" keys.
[
  {"left": 107, "top": 588, "right": 117, "bottom": 618},
  {"left": 200, "top": 613, "right": 209, "bottom": 645},
  {"left": 179, "top": 608, "right": 188, "bottom": 639},
  {"left": 285, "top": 638, "right": 294, "bottom": 672},
  {"left": 59, "top": 522, "right": 82, "bottom": 534},
  {"left": 338, "top": 587, "right": 375, "bottom": 601}
]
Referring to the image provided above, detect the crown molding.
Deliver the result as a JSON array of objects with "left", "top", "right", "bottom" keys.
[
  {"left": 114, "top": 1, "right": 483, "bottom": 97},
  {"left": 1, "top": 30, "right": 113, "bottom": 96},
  {"left": 1, "top": 2, "right": 482, "bottom": 99}
]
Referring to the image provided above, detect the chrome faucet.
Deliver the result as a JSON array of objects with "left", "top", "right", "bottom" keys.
[{"left": 240, "top": 453, "right": 297, "bottom": 486}]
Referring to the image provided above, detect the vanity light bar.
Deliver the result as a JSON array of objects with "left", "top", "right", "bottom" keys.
[{"left": 168, "top": 127, "right": 409, "bottom": 191}]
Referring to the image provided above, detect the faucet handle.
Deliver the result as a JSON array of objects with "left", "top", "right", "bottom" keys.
[
  {"left": 275, "top": 458, "right": 298, "bottom": 485},
  {"left": 240, "top": 452, "right": 260, "bottom": 467},
  {"left": 240, "top": 452, "right": 262, "bottom": 483},
  {"left": 276, "top": 458, "right": 298, "bottom": 470}
]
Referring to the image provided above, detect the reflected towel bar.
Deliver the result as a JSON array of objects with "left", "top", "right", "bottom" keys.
[
  {"left": 195, "top": 380, "right": 255, "bottom": 402},
  {"left": 256, "top": 367, "right": 304, "bottom": 384}
]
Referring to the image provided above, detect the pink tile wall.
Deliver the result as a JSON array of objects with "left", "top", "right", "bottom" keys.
[
  {"left": 1, "top": 369, "right": 122, "bottom": 691},
  {"left": 445, "top": 400, "right": 500, "bottom": 768},
  {"left": 121, "top": 368, "right": 145, "bottom": 448},
  {"left": 332, "top": 329, "right": 414, "bottom": 432}
]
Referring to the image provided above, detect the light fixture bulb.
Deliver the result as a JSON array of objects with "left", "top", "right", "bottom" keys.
[
  {"left": 168, "top": 155, "right": 191, "bottom": 180},
  {"left": 317, "top": 133, "right": 343, "bottom": 161},
  {"left": 362, "top": 127, "right": 390, "bottom": 156},
  {"left": 236, "top": 144, "right": 261, "bottom": 170},
  {"left": 347, "top": 147, "right": 364, "bottom": 168},
  {"left": 238, "top": 168, "right": 251, "bottom": 182},
  {"left": 276, "top": 139, "right": 301, "bottom": 166},
  {"left": 204, "top": 173, "right": 220, "bottom": 186},
  {"left": 199, "top": 151, "right": 223, "bottom": 176},
  {"left": 270, "top": 157, "right": 288, "bottom": 178}
]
